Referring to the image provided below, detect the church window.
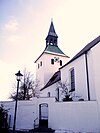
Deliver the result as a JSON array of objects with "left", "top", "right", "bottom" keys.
[
  {"left": 70, "top": 68, "right": 75, "bottom": 91},
  {"left": 47, "top": 92, "right": 50, "bottom": 97},
  {"left": 51, "top": 59, "right": 54, "bottom": 65},
  {"left": 50, "top": 42, "right": 53, "bottom": 45},
  {"left": 38, "top": 64, "right": 39, "bottom": 69},
  {"left": 40, "top": 61, "right": 42, "bottom": 66},
  {"left": 56, "top": 88, "right": 59, "bottom": 101},
  {"left": 60, "top": 60, "right": 62, "bottom": 66}
]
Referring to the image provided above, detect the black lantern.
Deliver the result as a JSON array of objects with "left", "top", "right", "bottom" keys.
[{"left": 15, "top": 70, "right": 23, "bottom": 81}]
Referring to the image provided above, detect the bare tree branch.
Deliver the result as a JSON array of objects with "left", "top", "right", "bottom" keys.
[
  {"left": 56, "top": 81, "right": 72, "bottom": 102},
  {"left": 9, "top": 68, "right": 40, "bottom": 100}
]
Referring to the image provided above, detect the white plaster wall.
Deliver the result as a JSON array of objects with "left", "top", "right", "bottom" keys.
[
  {"left": 16, "top": 101, "right": 36, "bottom": 130},
  {"left": 0, "top": 99, "right": 38, "bottom": 130},
  {"left": 43, "top": 53, "right": 68, "bottom": 87},
  {"left": 0, "top": 97, "right": 100, "bottom": 132},
  {"left": 40, "top": 82, "right": 63, "bottom": 101},
  {"left": 37, "top": 97, "right": 55, "bottom": 126},
  {"left": 86, "top": 50, "right": 96, "bottom": 100},
  {"left": 41, "top": 50, "right": 97, "bottom": 101},
  {"left": 92, "top": 42, "right": 100, "bottom": 101},
  {"left": 40, "top": 83, "right": 57, "bottom": 97},
  {"left": 92, "top": 42, "right": 100, "bottom": 128},
  {"left": 35, "top": 54, "right": 45, "bottom": 88},
  {"left": 60, "top": 55, "right": 89, "bottom": 100},
  {"left": 49, "top": 101, "right": 100, "bottom": 133},
  {"left": 37, "top": 97, "right": 55, "bottom": 106}
]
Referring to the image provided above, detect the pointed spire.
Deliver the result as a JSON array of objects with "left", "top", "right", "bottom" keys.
[
  {"left": 48, "top": 20, "right": 57, "bottom": 37},
  {"left": 46, "top": 20, "right": 58, "bottom": 47}
]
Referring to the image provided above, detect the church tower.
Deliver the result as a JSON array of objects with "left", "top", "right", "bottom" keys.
[{"left": 35, "top": 21, "right": 69, "bottom": 88}]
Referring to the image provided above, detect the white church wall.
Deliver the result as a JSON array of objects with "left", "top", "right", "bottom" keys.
[
  {"left": 49, "top": 101, "right": 99, "bottom": 133},
  {"left": 40, "top": 83, "right": 57, "bottom": 97},
  {"left": 36, "top": 52, "right": 68, "bottom": 89},
  {"left": 35, "top": 54, "right": 45, "bottom": 88},
  {"left": 60, "top": 55, "right": 89, "bottom": 101},
  {"left": 86, "top": 49, "right": 96, "bottom": 100},
  {"left": 40, "top": 48, "right": 98, "bottom": 101},
  {"left": 43, "top": 53, "right": 58, "bottom": 86},
  {"left": 92, "top": 42, "right": 100, "bottom": 128},
  {"left": 60, "top": 43, "right": 99, "bottom": 101},
  {"left": 91, "top": 42, "right": 100, "bottom": 102},
  {"left": 43, "top": 53, "right": 68, "bottom": 87},
  {"left": 40, "top": 82, "right": 64, "bottom": 101}
]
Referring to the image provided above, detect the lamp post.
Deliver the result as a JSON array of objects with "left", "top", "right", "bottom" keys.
[{"left": 13, "top": 70, "right": 23, "bottom": 133}]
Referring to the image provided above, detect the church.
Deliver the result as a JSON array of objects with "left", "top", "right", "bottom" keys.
[
  {"left": 0, "top": 22, "right": 100, "bottom": 133},
  {"left": 35, "top": 21, "right": 69, "bottom": 100}
]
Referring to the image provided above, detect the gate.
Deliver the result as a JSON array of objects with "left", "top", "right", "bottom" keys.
[{"left": 39, "top": 103, "right": 48, "bottom": 128}]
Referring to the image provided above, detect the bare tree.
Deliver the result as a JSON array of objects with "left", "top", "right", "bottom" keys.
[
  {"left": 56, "top": 81, "right": 73, "bottom": 101},
  {"left": 56, "top": 81, "right": 84, "bottom": 101},
  {"left": 10, "top": 69, "right": 40, "bottom": 100}
]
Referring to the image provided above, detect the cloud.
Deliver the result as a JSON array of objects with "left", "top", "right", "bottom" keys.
[
  {"left": 4, "top": 17, "right": 19, "bottom": 32},
  {"left": 3, "top": 16, "right": 21, "bottom": 46}
]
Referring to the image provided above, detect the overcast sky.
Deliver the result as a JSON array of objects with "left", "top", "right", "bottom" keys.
[{"left": 0, "top": 0, "right": 100, "bottom": 100}]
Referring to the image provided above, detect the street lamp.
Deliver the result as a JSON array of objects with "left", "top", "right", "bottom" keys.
[{"left": 13, "top": 70, "right": 23, "bottom": 133}]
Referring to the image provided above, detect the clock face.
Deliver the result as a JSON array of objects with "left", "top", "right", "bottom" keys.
[{"left": 54, "top": 57, "right": 60, "bottom": 63}]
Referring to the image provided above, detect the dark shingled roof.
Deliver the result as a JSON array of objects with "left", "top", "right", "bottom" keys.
[
  {"left": 47, "top": 21, "right": 58, "bottom": 37},
  {"left": 60, "top": 35, "right": 100, "bottom": 69},
  {"left": 40, "top": 71, "right": 61, "bottom": 91}
]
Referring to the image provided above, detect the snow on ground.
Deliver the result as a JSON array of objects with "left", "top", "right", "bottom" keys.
[{"left": 55, "top": 129, "right": 94, "bottom": 133}]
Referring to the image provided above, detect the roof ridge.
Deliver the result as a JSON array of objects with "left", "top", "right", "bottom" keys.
[
  {"left": 40, "top": 71, "right": 61, "bottom": 91},
  {"left": 60, "top": 35, "right": 100, "bottom": 69}
]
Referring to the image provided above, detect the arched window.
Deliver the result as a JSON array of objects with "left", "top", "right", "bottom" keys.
[
  {"left": 47, "top": 92, "right": 50, "bottom": 97},
  {"left": 38, "top": 64, "right": 39, "bottom": 69},
  {"left": 40, "top": 61, "right": 42, "bottom": 66},
  {"left": 70, "top": 68, "right": 75, "bottom": 91},
  {"left": 56, "top": 88, "right": 59, "bottom": 101},
  {"left": 51, "top": 59, "right": 54, "bottom": 64},
  {"left": 60, "top": 60, "right": 62, "bottom": 66}
]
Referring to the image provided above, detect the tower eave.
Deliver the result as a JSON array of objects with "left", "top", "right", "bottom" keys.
[
  {"left": 44, "top": 51, "right": 70, "bottom": 58},
  {"left": 34, "top": 52, "right": 44, "bottom": 63}
]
